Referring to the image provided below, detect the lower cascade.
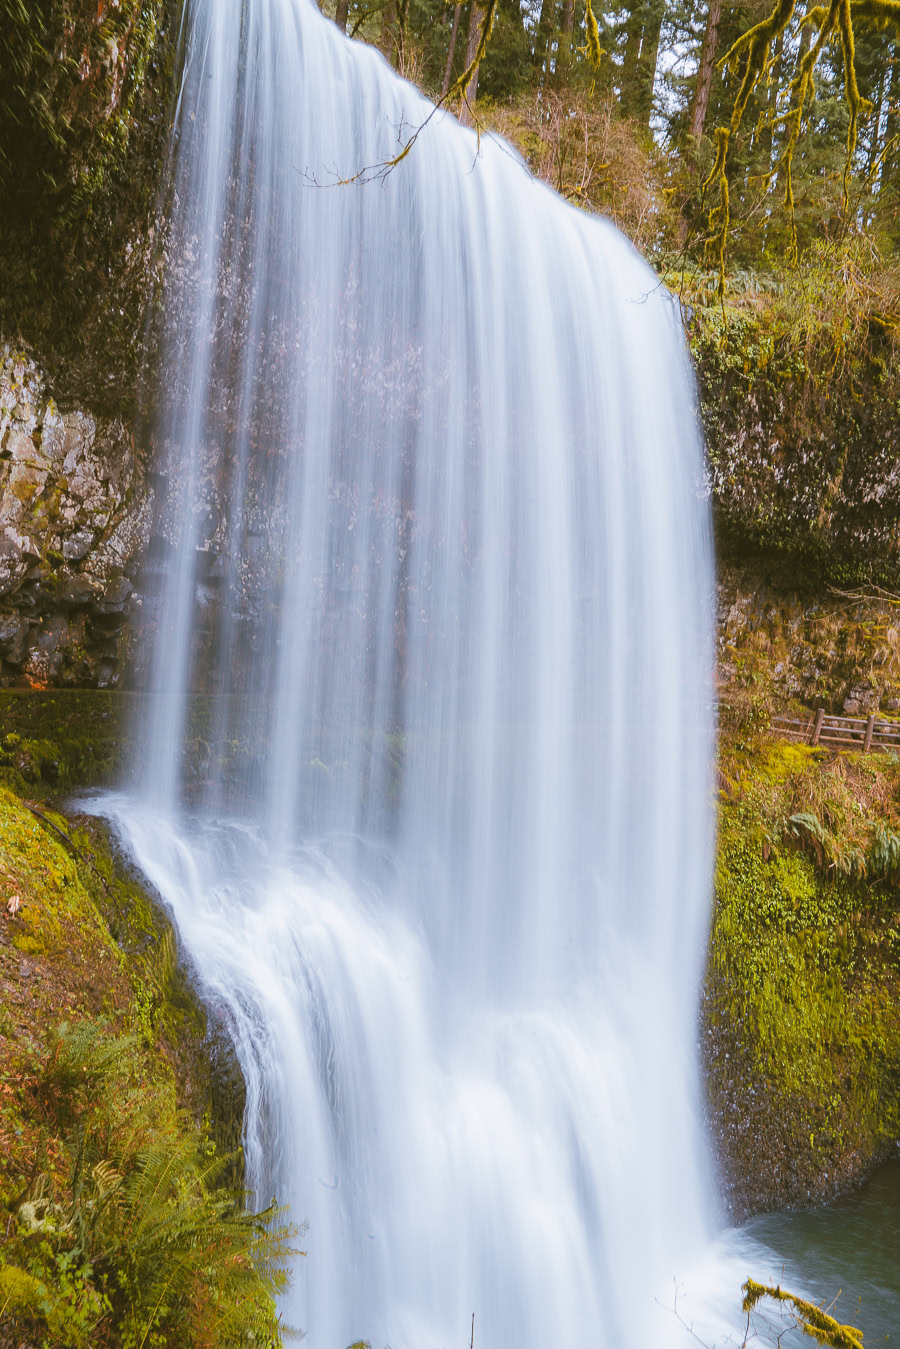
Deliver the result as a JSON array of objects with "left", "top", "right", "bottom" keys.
[{"left": 101, "top": 0, "right": 735, "bottom": 1341}]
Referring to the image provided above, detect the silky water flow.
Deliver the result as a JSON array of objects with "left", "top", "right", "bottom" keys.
[{"left": 92, "top": 0, "right": 765, "bottom": 1342}]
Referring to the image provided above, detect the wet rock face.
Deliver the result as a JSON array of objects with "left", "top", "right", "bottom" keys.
[
  {"left": 0, "top": 0, "right": 176, "bottom": 423},
  {"left": 0, "top": 345, "right": 153, "bottom": 687},
  {"left": 692, "top": 311, "right": 900, "bottom": 586},
  {"left": 716, "top": 563, "right": 900, "bottom": 716}
]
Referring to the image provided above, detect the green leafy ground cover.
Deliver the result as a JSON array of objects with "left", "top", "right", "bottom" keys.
[
  {"left": 0, "top": 784, "right": 297, "bottom": 1347},
  {"left": 707, "top": 690, "right": 900, "bottom": 1216}
]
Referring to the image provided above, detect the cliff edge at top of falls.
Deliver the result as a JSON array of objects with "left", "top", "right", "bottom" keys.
[{"left": 3, "top": 1, "right": 900, "bottom": 691}]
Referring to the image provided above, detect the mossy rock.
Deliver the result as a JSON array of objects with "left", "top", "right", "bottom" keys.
[
  {"left": 706, "top": 725, "right": 900, "bottom": 1217},
  {"left": 0, "top": 784, "right": 245, "bottom": 1197},
  {"left": 0, "top": 0, "right": 181, "bottom": 418},
  {"left": 0, "top": 689, "right": 140, "bottom": 798}
]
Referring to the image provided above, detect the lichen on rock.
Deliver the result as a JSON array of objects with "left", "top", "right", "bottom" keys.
[{"left": 0, "top": 345, "right": 153, "bottom": 687}]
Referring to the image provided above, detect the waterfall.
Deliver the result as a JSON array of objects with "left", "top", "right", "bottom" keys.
[{"left": 101, "top": 0, "right": 721, "bottom": 1342}]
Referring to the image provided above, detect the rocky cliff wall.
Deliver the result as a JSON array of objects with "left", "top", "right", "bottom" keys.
[
  {"left": 692, "top": 293, "right": 900, "bottom": 588},
  {"left": 718, "top": 561, "right": 900, "bottom": 716},
  {"left": 0, "top": 345, "right": 153, "bottom": 686},
  {"left": 0, "top": 0, "right": 182, "bottom": 686},
  {"left": 0, "top": 0, "right": 177, "bottom": 420}
]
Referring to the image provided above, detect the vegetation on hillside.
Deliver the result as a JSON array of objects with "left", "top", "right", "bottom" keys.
[
  {"left": 0, "top": 785, "right": 297, "bottom": 1347},
  {"left": 321, "top": 0, "right": 900, "bottom": 582},
  {"left": 330, "top": 0, "right": 900, "bottom": 285}
]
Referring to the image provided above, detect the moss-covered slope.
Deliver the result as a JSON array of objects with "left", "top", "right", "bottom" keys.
[
  {"left": 0, "top": 783, "right": 294, "bottom": 1346},
  {"left": 707, "top": 702, "right": 900, "bottom": 1219}
]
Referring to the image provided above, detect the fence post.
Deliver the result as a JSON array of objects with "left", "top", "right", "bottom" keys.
[
  {"left": 864, "top": 714, "right": 875, "bottom": 752},
  {"left": 811, "top": 708, "right": 825, "bottom": 746}
]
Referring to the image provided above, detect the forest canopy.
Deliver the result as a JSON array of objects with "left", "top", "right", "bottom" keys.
[{"left": 324, "top": 0, "right": 900, "bottom": 302}]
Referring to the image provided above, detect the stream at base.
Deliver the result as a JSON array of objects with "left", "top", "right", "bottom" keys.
[
  {"left": 746, "top": 1160, "right": 900, "bottom": 1342},
  {"left": 684, "top": 1161, "right": 900, "bottom": 1345}
]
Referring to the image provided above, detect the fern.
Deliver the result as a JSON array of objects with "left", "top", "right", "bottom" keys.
[
  {"left": 782, "top": 811, "right": 830, "bottom": 868},
  {"left": 868, "top": 821, "right": 900, "bottom": 884},
  {"left": 6, "top": 1021, "right": 301, "bottom": 1348},
  {"left": 781, "top": 811, "right": 867, "bottom": 878}
]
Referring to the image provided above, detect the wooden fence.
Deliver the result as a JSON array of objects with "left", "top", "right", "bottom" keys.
[{"left": 771, "top": 708, "right": 900, "bottom": 753}]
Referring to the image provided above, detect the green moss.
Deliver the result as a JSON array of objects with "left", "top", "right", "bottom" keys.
[
  {"left": 0, "top": 779, "right": 245, "bottom": 1165},
  {"left": 0, "top": 690, "right": 139, "bottom": 798},
  {"left": 0, "top": 787, "right": 111, "bottom": 967},
  {"left": 0, "top": 0, "right": 179, "bottom": 417},
  {"left": 687, "top": 272, "right": 900, "bottom": 588},
  {"left": 758, "top": 740, "right": 823, "bottom": 782},
  {"left": 708, "top": 723, "right": 900, "bottom": 1215}
]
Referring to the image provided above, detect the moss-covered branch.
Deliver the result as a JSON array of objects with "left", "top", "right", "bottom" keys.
[
  {"left": 702, "top": 0, "right": 900, "bottom": 288},
  {"left": 743, "top": 1279, "right": 864, "bottom": 1348}
]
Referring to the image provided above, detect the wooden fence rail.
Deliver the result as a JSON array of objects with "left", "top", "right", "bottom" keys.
[{"left": 771, "top": 708, "right": 900, "bottom": 753}]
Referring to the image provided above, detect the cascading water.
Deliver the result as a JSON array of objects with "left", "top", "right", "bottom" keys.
[{"left": 97, "top": 0, "right": 728, "bottom": 1342}]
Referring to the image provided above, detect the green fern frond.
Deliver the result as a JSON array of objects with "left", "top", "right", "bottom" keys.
[{"left": 11, "top": 1021, "right": 300, "bottom": 1349}]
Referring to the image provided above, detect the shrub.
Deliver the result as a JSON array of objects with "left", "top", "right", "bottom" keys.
[{"left": 1, "top": 1022, "right": 299, "bottom": 1349}]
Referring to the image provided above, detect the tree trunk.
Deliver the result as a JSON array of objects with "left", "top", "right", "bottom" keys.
[
  {"left": 381, "top": 0, "right": 397, "bottom": 63},
  {"left": 633, "top": 0, "right": 665, "bottom": 125},
  {"left": 533, "top": 0, "right": 556, "bottom": 78},
  {"left": 758, "top": 28, "right": 783, "bottom": 162},
  {"left": 560, "top": 0, "right": 574, "bottom": 39},
  {"left": 554, "top": 0, "right": 575, "bottom": 82},
  {"left": 442, "top": 2, "right": 463, "bottom": 96},
  {"left": 460, "top": 0, "right": 485, "bottom": 124},
  {"left": 620, "top": 8, "right": 643, "bottom": 117},
  {"left": 678, "top": 0, "right": 722, "bottom": 247},
  {"left": 867, "top": 65, "right": 886, "bottom": 175},
  {"left": 688, "top": 0, "right": 722, "bottom": 142},
  {"left": 882, "top": 58, "right": 900, "bottom": 188},
  {"left": 335, "top": 0, "right": 350, "bottom": 31}
]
